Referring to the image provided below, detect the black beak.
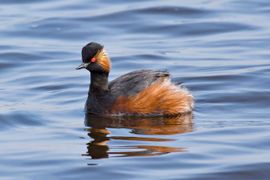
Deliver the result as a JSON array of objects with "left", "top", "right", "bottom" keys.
[{"left": 76, "top": 63, "right": 90, "bottom": 70}]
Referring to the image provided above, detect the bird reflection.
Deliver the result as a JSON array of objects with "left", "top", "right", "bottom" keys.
[{"left": 82, "top": 113, "right": 193, "bottom": 159}]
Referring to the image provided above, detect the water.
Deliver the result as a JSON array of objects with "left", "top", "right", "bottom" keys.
[{"left": 1, "top": 0, "right": 270, "bottom": 179}]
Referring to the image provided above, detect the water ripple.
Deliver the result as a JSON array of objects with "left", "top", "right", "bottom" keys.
[
  {"left": 1, "top": 0, "right": 270, "bottom": 179},
  {"left": 0, "top": 112, "right": 43, "bottom": 130}
]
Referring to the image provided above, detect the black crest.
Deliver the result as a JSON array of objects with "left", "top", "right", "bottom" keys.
[{"left": 82, "top": 42, "right": 103, "bottom": 63}]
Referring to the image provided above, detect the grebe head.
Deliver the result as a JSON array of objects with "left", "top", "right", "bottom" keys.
[{"left": 76, "top": 42, "right": 111, "bottom": 73}]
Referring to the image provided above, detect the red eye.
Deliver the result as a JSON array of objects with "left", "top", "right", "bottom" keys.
[{"left": 91, "top": 57, "right": 96, "bottom": 62}]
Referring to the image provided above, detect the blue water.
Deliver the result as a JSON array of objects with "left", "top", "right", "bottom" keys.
[{"left": 1, "top": 0, "right": 270, "bottom": 179}]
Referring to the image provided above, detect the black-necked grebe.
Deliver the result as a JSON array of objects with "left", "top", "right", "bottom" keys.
[{"left": 76, "top": 42, "right": 194, "bottom": 116}]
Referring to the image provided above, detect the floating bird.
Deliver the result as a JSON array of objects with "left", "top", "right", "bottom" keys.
[{"left": 76, "top": 42, "right": 194, "bottom": 116}]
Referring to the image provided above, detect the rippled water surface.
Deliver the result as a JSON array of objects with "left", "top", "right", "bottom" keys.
[{"left": 1, "top": 0, "right": 270, "bottom": 179}]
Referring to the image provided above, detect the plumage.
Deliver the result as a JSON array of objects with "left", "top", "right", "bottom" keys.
[
  {"left": 76, "top": 42, "right": 194, "bottom": 116},
  {"left": 109, "top": 69, "right": 169, "bottom": 97}
]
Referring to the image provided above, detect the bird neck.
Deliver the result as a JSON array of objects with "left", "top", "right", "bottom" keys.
[{"left": 89, "top": 71, "right": 109, "bottom": 94}]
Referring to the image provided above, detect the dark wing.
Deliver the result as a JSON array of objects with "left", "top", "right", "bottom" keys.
[{"left": 109, "top": 69, "right": 170, "bottom": 97}]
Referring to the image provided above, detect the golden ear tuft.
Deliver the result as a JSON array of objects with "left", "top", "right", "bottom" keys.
[{"left": 95, "top": 49, "right": 111, "bottom": 72}]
